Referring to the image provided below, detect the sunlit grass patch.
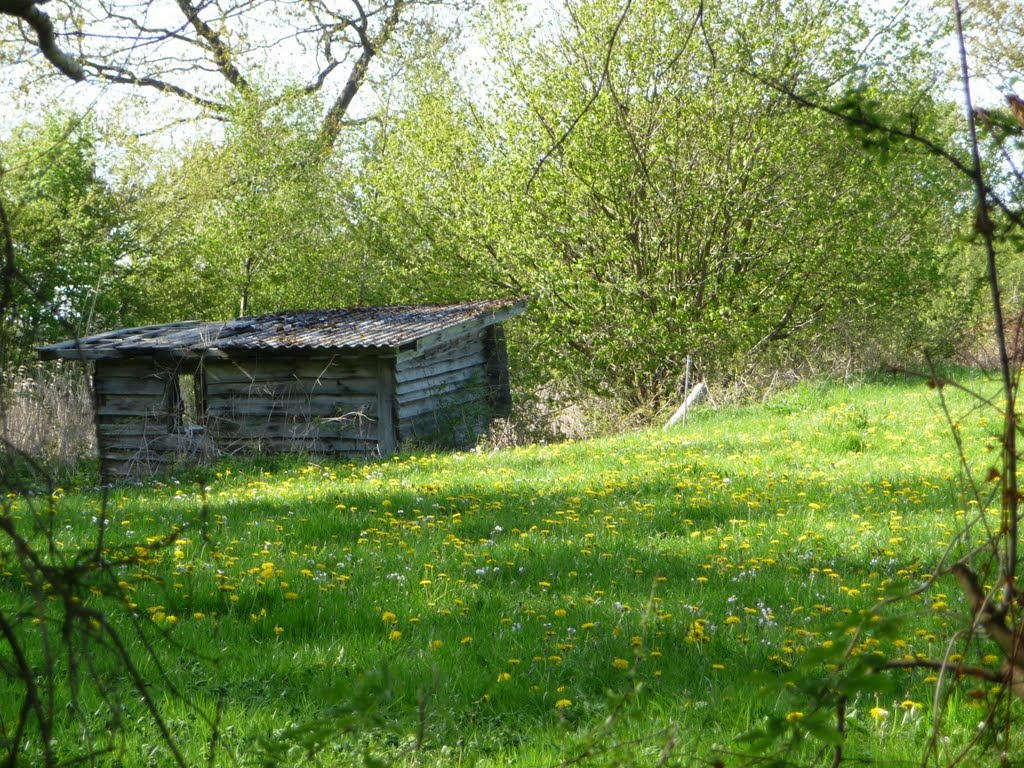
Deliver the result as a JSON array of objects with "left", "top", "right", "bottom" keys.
[{"left": 0, "top": 370, "right": 1010, "bottom": 765}]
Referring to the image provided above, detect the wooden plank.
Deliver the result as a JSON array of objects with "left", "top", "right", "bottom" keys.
[
  {"left": 101, "top": 434, "right": 216, "bottom": 457},
  {"left": 209, "top": 417, "right": 378, "bottom": 441},
  {"left": 94, "top": 358, "right": 168, "bottom": 377},
  {"left": 100, "top": 449, "right": 174, "bottom": 463},
  {"left": 410, "top": 301, "right": 526, "bottom": 355},
  {"left": 96, "top": 397, "right": 171, "bottom": 418},
  {"left": 94, "top": 376, "right": 169, "bottom": 396},
  {"left": 395, "top": 364, "right": 482, "bottom": 399},
  {"left": 398, "top": 389, "right": 487, "bottom": 420},
  {"left": 100, "top": 433, "right": 175, "bottom": 449},
  {"left": 217, "top": 436, "right": 379, "bottom": 455},
  {"left": 376, "top": 358, "right": 397, "bottom": 455},
  {"left": 98, "top": 422, "right": 170, "bottom": 438},
  {"left": 96, "top": 392, "right": 168, "bottom": 408},
  {"left": 394, "top": 346, "right": 485, "bottom": 385},
  {"left": 396, "top": 334, "right": 484, "bottom": 367},
  {"left": 396, "top": 378, "right": 483, "bottom": 408},
  {"left": 96, "top": 412, "right": 164, "bottom": 424},
  {"left": 205, "top": 395, "right": 376, "bottom": 418},
  {"left": 203, "top": 356, "right": 379, "bottom": 384},
  {"left": 204, "top": 376, "right": 378, "bottom": 397},
  {"left": 42, "top": 345, "right": 124, "bottom": 362},
  {"left": 199, "top": 376, "right": 376, "bottom": 397}
]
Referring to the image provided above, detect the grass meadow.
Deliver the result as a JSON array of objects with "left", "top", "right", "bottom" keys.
[{"left": 1, "top": 370, "right": 1018, "bottom": 766}]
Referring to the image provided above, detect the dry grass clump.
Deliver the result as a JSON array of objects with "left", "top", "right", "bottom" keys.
[
  {"left": 480, "top": 385, "right": 650, "bottom": 450},
  {"left": 1, "top": 365, "right": 96, "bottom": 464}
]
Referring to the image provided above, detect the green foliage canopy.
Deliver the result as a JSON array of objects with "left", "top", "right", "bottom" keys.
[
  {"left": 359, "top": 0, "right": 975, "bottom": 408},
  {"left": 126, "top": 94, "right": 368, "bottom": 321},
  {"left": 0, "top": 113, "right": 137, "bottom": 369}
]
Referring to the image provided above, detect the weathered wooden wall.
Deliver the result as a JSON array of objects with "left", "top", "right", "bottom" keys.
[
  {"left": 92, "top": 324, "right": 514, "bottom": 478},
  {"left": 394, "top": 330, "right": 491, "bottom": 446},
  {"left": 93, "top": 358, "right": 188, "bottom": 477},
  {"left": 203, "top": 353, "right": 384, "bottom": 456}
]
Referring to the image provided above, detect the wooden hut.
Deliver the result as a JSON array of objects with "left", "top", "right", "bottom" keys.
[{"left": 38, "top": 299, "right": 527, "bottom": 479}]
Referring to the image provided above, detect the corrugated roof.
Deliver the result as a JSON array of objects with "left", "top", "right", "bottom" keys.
[{"left": 38, "top": 299, "right": 527, "bottom": 361}]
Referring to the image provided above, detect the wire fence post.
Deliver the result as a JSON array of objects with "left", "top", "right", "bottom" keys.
[{"left": 683, "top": 355, "right": 692, "bottom": 426}]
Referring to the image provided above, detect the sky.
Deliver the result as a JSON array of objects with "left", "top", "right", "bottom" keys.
[{"left": 0, "top": 0, "right": 1014, "bottom": 151}]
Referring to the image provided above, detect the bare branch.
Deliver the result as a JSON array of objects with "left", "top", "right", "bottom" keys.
[
  {"left": 85, "top": 61, "right": 229, "bottom": 112},
  {"left": 748, "top": 70, "right": 1024, "bottom": 232},
  {"left": 882, "top": 657, "right": 1007, "bottom": 685},
  {"left": 320, "top": 0, "right": 404, "bottom": 148},
  {"left": 526, "top": 0, "right": 634, "bottom": 190},
  {"left": 1, "top": 0, "right": 85, "bottom": 81},
  {"left": 173, "top": 0, "right": 250, "bottom": 91}
]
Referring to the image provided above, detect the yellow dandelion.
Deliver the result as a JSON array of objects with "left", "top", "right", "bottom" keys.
[
  {"left": 554, "top": 699, "right": 573, "bottom": 709},
  {"left": 786, "top": 711, "right": 804, "bottom": 722},
  {"left": 612, "top": 658, "right": 630, "bottom": 670},
  {"left": 388, "top": 630, "right": 402, "bottom": 641},
  {"left": 429, "top": 639, "right": 444, "bottom": 651},
  {"left": 381, "top": 611, "right": 397, "bottom": 624},
  {"left": 461, "top": 635, "right": 473, "bottom": 645},
  {"left": 497, "top": 672, "right": 511, "bottom": 683},
  {"left": 869, "top": 707, "right": 889, "bottom": 720}
]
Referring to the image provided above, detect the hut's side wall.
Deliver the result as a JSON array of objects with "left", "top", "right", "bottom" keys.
[
  {"left": 394, "top": 330, "right": 493, "bottom": 447},
  {"left": 94, "top": 358, "right": 184, "bottom": 478},
  {"left": 202, "top": 353, "right": 384, "bottom": 455}
]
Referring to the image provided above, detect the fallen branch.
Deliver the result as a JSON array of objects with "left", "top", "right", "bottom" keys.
[{"left": 664, "top": 382, "right": 708, "bottom": 429}]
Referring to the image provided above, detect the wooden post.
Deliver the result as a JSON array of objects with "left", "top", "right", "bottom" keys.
[
  {"left": 376, "top": 357, "right": 398, "bottom": 455},
  {"left": 682, "top": 355, "right": 692, "bottom": 426}
]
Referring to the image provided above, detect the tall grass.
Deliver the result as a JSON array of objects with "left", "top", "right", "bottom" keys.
[
  {"left": 0, "top": 364, "right": 96, "bottom": 464},
  {"left": 0, "top": 370, "right": 1010, "bottom": 766}
]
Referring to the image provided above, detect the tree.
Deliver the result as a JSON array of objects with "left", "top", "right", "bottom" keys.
[
  {"left": 964, "top": 0, "right": 1024, "bottom": 84},
  {"left": 125, "top": 92, "right": 368, "bottom": 320},
  {"left": 360, "top": 0, "right": 973, "bottom": 410},
  {"left": 1, "top": 0, "right": 464, "bottom": 148},
  {"left": 732, "top": 1, "right": 1024, "bottom": 762},
  {"left": 0, "top": 111, "right": 138, "bottom": 370},
  {"left": 0, "top": 0, "right": 84, "bottom": 80}
]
